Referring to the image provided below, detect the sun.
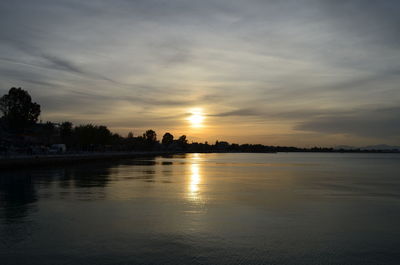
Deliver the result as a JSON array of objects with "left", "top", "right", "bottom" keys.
[{"left": 187, "top": 109, "right": 205, "bottom": 127}]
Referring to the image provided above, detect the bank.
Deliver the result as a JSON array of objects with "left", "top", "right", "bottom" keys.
[{"left": 0, "top": 151, "right": 180, "bottom": 170}]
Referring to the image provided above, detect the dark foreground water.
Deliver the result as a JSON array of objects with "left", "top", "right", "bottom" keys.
[{"left": 1, "top": 153, "right": 400, "bottom": 265}]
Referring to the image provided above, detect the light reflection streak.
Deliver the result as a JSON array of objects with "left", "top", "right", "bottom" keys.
[
  {"left": 189, "top": 163, "right": 200, "bottom": 194},
  {"left": 187, "top": 154, "right": 202, "bottom": 202}
]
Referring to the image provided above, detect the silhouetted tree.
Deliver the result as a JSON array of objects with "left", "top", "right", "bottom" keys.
[
  {"left": 111, "top": 133, "right": 123, "bottom": 148},
  {"left": 60, "top": 121, "right": 73, "bottom": 146},
  {"left": 127, "top": 131, "right": 134, "bottom": 138},
  {"left": 178, "top": 135, "right": 187, "bottom": 145},
  {"left": 43, "top": 121, "right": 56, "bottom": 144},
  {"left": 0, "top": 87, "right": 40, "bottom": 131},
  {"left": 73, "top": 124, "right": 113, "bottom": 150},
  {"left": 141, "top": 129, "right": 157, "bottom": 150},
  {"left": 96, "top": 125, "right": 112, "bottom": 144},
  {"left": 177, "top": 135, "right": 188, "bottom": 150},
  {"left": 162, "top": 132, "right": 174, "bottom": 146},
  {"left": 143, "top": 130, "right": 157, "bottom": 143}
]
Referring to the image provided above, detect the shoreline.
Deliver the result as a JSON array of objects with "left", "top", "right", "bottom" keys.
[
  {"left": 1, "top": 151, "right": 399, "bottom": 170},
  {"left": 0, "top": 151, "right": 181, "bottom": 170}
]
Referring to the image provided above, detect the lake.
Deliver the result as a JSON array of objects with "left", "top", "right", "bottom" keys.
[{"left": 1, "top": 153, "right": 400, "bottom": 265}]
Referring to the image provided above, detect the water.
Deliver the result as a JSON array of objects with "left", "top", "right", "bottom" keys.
[{"left": 1, "top": 153, "right": 400, "bottom": 265}]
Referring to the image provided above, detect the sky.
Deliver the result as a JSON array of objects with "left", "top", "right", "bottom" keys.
[{"left": 0, "top": 0, "right": 399, "bottom": 147}]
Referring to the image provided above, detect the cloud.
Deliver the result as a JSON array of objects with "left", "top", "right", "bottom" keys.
[
  {"left": 295, "top": 107, "right": 400, "bottom": 138},
  {"left": 209, "top": 108, "right": 262, "bottom": 117},
  {"left": 1, "top": 0, "right": 400, "bottom": 145},
  {"left": 41, "top": 54, "right": 84, "bottom": 75},
  {"left": 317, "top": 0, "right": 400, "bottom": 47}
]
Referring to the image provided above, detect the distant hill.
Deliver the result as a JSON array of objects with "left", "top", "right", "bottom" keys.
[
  {"left": 361, "top": 144, "right": 400, "bottom": 151},
  {"left": 334, "top": 144, "right": 400, "bottom": 151}
]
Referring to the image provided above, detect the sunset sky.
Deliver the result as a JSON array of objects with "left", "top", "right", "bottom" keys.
[{"left": 1, "top": 0, "right": 399, "bottom": 147}]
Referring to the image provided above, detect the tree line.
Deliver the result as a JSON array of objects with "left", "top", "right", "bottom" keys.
[
  {"left": 1, "top": 87, "right": 398, "bottom": 154},
  {"left": 0, "top": 88, "right": 193, "bottom": 152}
]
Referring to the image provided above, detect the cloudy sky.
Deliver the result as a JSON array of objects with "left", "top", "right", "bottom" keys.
[{"left": 1, "top": 0, "right": 399, "bottom": 146}]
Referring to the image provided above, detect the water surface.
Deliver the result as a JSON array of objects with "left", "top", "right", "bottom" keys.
[{"left": 1, "top": 153, "right": 400, "bottom": 264}]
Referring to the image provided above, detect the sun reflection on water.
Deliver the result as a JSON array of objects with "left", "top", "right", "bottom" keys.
[
  {"left": 189, "top": 163, "right": 200, "bottom": 194},
  {"left": 192, "top": 153, "right": 200, "bottom": 160},
  {"left": 187, "top": 154, "right": 202, "bottom": 202}
]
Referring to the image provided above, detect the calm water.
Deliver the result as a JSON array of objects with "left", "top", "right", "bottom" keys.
[{"left": 1, "top": 153, "right": 400, "bottom": 265}]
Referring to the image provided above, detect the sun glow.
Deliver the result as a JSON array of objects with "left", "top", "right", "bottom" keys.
[{"left": 187, "top": 109, "right": 205, "bottom": 127}]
